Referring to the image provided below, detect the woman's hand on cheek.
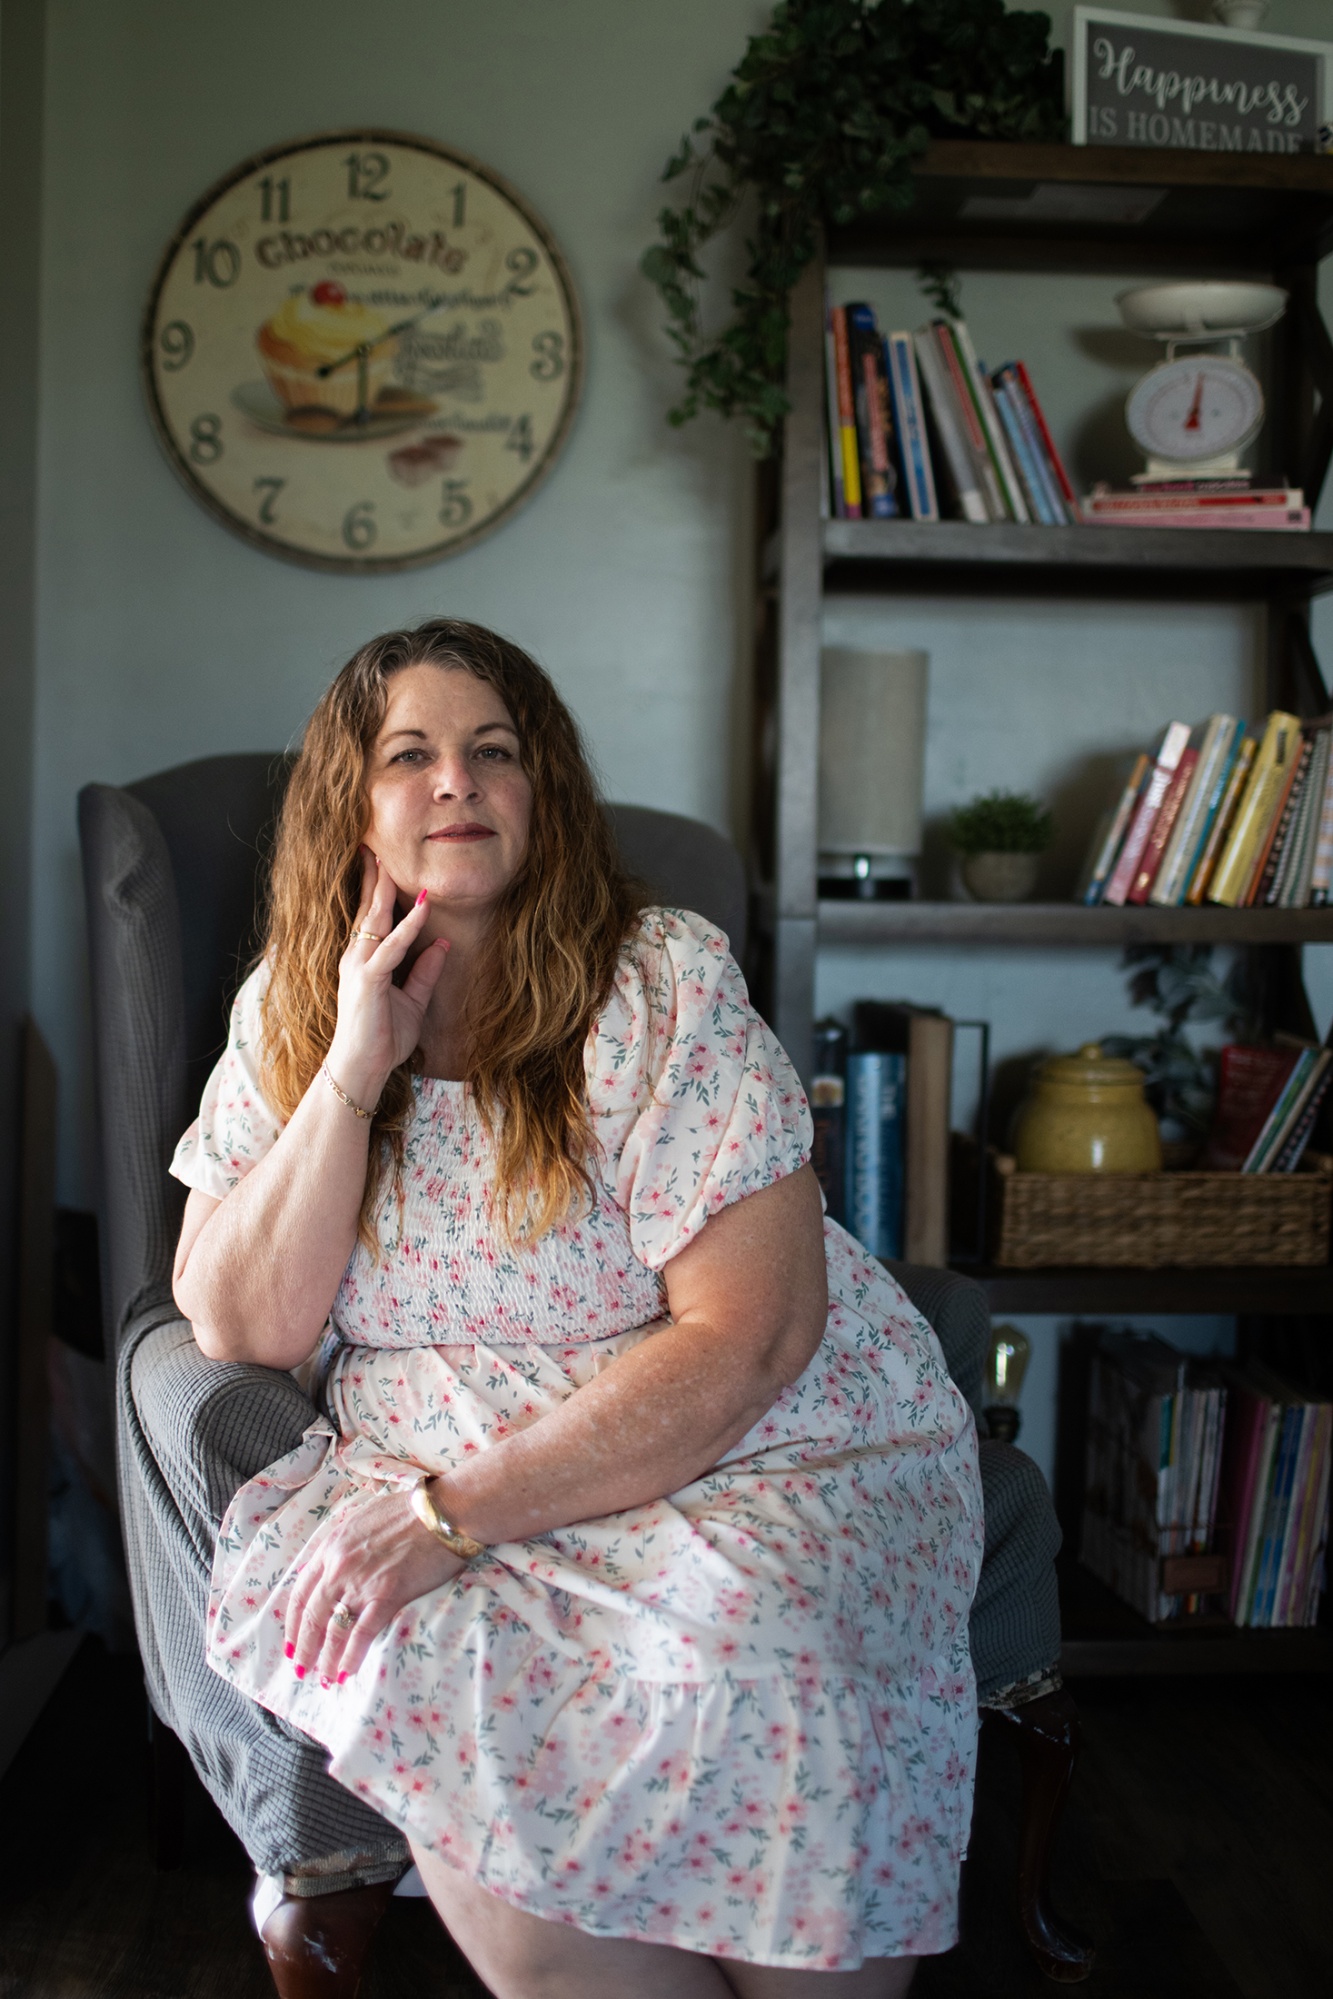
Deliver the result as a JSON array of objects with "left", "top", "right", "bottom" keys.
[
  {"left": 283, "top": 1489, "right": 468, "bottom": 1687},
  {"left": 324, "top": 849, "right": 451, "bottom": 1110}
]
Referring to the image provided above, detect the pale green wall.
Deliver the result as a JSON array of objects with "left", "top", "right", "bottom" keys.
[
  {"left": 32, "top": 0, "right": 767, "bottom": 1208},
  {"left": 1, "top": 0, "right": 44, "bottom": 1647}
]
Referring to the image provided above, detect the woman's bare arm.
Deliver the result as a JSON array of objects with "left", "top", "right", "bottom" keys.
[
  {"left": 429, "top": 1162, "right": 828, "bottom": 1541},
  {"left": 172, "top": 1081, "right": 374, "bottom": 1367},
  {"left": 173, "top": 853, "right": 450, "bottom": 1367}
]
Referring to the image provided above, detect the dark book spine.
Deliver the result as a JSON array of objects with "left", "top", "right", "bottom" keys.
[
  {"left": 845, "top": 1052, "right": 905, "bottom": 1259},
  {"left": 1259, "top": 739, "right": 1313, "bottom": 906},
  {"left": 1272, "top": 1066, "right": 1333, "bottom": 1171},
  {"left": 845, "top": 303, "right": 899, "bottom": 520},
  {"left": 810, "top": 1018, "right": 848, "bottom": 1225}
]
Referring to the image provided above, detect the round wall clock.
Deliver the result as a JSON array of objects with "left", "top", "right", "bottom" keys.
[{"left": 142, "top": 130, "right": 583, "bottom": 572}]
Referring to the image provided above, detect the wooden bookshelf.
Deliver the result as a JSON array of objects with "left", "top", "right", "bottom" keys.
[{"left": 755, "top": 147, "right": 1333, "bottom": 1672}]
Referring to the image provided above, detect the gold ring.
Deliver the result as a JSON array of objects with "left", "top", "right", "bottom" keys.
[
  {"left": 331, "top": 1600, "right": 358, "bottom": 1629},
  {"left": 350, "top": 929, "right": 384, "bottom": 944}
]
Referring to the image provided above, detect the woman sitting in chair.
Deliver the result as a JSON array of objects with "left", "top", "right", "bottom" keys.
[{"left": 170, "top": 618, "right": 982, "bottom": 1998}]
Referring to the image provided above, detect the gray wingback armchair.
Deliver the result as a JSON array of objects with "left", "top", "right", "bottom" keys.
[{"left": 79, "top": 755, "right": 1089, "bottom": 1994}]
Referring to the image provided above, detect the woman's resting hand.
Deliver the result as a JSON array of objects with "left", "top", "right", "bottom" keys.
[
  {"left": 284, "top": 1488, "right": 467, "bottom": 1685},
  {"left": 325, "top": 848, "right": 451, "bottom": 1112}
]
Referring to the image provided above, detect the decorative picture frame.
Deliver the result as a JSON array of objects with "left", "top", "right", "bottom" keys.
[{"left": 1070, "top": 7, "right": 1333, "bottom": 154}]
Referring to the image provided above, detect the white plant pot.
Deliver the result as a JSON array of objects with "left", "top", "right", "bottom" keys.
[
  {"left": 960, "top": 851, "right": 1041, "bottom": 903},
  {"left": 1211, "top": 1, "right": 1268, "bottom": 28}
]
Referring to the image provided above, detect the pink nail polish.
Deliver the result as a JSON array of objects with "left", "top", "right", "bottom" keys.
[
  {"left": 284, "top": 1642, "right": 295, "bottom": 1659},
  {"left": 320, "top": 1676, "right": 331, "bottom": 1689},
  {"left": 338, "top": 1672, "right": 348, "bottom": 1684},
  {"left": 415, "top": 889, "right": 428, "bottom": 907},
  {"left": 294, "top": 1663, "right": 305, "bottom": 1679}
]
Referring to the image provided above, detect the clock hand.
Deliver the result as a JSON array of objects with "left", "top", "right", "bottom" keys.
[
  {"left": 315, "top": 303, "right": 446, "bottom": 380},
  {"left": 1183, "top": 372, "right": 1205, "bottom": 432}
]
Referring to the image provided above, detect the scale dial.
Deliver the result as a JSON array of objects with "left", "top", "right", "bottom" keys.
[{"left": 1124, "top": 354, "right": 1264, "bottom": 467}]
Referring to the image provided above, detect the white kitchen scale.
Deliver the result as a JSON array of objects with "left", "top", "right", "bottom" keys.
[{"left": 1114, "top": 281, "right": 1288, "bottom": 481}]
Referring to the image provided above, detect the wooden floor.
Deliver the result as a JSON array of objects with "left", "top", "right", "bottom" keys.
[{"left": 1, "top": 1640, "right": 1329, "bottom": 1998}]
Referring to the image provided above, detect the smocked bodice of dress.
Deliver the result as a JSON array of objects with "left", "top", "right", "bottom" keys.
[
  {"left": 331, "top": 1080, "right": 666, "bottom": 1346},
  {"left": 170, "top": 907, "right": 812, "bottom": 1352}
]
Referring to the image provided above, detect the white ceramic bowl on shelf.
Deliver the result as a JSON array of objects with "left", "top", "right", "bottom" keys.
[{"left": 1115, "top": 281, "right": 1288, "bottom": 338}]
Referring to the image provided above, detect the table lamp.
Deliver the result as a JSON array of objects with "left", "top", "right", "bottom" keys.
[
  {"left": 983, "top": 1323, "right": 1031, "bottom": 1443},
  {"left": 818, "top": 648, "right": 928, "bottom": 898}
]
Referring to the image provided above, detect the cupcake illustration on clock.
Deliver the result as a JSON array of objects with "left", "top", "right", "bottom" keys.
[{"left": 236, "top": 282, "right": 436, "bottom": 439}]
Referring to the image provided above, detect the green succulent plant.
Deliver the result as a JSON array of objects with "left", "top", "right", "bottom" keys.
[
  {"left": 949, "top": 790, "right": 1054, "bottom": 856},
  {"left": 640, "top": 0, "right": 1065, "bottom": 454}
]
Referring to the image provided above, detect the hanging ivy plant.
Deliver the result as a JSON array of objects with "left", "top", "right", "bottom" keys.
[{"left": 640, "top": 0, "right": 1065, "bottom": 454}]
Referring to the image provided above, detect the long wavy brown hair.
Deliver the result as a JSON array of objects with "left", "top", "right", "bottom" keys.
[{"left": 259, "top": 620, "right": 647, "bottom": 1246}]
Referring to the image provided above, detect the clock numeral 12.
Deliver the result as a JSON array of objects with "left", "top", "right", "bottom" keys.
[
  {"left": 450, "top": 182, "right": 466, "bottom": 228},
  {"left": 191, "top": 237, "right": 240, "bottom": 288},
  {"left": 253, "top": 477, "right": 285, "bottom": 525},
  {"left": 344, "top": 151, "right": 389, "bottom": 202},
  {"left": 259, "top": 175, "right": 291, "bottom": 223},
  {"left": 342, "top": 500, "right": 377, "bottom": 551}
]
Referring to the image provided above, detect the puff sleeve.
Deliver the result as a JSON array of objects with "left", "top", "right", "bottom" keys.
[
  {"left": 169, "top": 963, "right": 283, "bottom": 1199},
  {"left": 587, "top": 908, "right": 812, "bottom": 1270}
]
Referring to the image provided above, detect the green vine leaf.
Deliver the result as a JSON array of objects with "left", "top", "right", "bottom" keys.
[{"left": 640, "top": 0, "right": 1065, "bottom": 456}]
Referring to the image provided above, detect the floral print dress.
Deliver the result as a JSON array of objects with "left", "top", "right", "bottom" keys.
[{"left": 170, "top": 908, "right": 982, "bottom": 1971}]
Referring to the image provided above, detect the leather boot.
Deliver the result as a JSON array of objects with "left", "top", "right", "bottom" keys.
[{"left": 260, "top": 1879, "right": 395, "bottom": 1999}]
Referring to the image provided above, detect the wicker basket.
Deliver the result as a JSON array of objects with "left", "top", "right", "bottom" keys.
[{"left": 991, "top": 1153, "right": 1333, "bottom": 1268}]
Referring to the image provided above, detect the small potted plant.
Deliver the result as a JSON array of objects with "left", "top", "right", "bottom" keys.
[{"left": 950, "top": 790, "right": 1053, "bottom": 903}]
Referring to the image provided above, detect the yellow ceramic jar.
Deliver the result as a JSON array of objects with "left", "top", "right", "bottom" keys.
[{"left": 1013, "top": 1042, "right": 1162, "bottom": 1174}]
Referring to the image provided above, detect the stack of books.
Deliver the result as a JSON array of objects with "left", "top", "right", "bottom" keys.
[
  {"left": 1079, "top": 711, "right": 1333, "bottom": 910},
  {"left": 1083, "top": 476, "right": 1310, "bottom": 533},
  {"left": 1082, "top": 1332, "right": 1229, "bottom": 1623},
  {"left": 1082, "top": 1332, "right": 1332, "bottom": 1628},
  {"left": 825, "top": 302, "right": 1079, "bottom": 526},
  {"left": 1197, "top": 1039, "right": 1333, "bottom": 1176},
  {"left": 809, "top": 1004, "right": 953, "bottom": 1265},
  {"left": 1218, "top": 1362, "right": 1333, "bottom": 1630}
]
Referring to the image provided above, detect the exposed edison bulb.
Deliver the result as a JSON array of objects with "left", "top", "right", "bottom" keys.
[{"left": 984, "top": 1324, "right": 1032, "bottom": 1443}]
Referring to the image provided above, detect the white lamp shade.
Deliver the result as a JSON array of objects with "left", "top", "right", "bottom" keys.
[{"left": 818, "top": 647, "right": 928, "bottom": 857}]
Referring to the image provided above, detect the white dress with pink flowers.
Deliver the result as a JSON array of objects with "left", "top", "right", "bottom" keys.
[{"left": 171, "top": 909, "right": 981, "bottom": 1971}]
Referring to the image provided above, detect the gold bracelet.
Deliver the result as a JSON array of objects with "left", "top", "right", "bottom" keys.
[
  {"left": 321, "top": 1061, "right": 375, "bottom": 1120},
  {"left": 409, "top": 1475, "right": 487, "bottom": 1561}
]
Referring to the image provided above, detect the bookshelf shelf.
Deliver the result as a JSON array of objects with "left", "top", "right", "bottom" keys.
[
  {"left": 963, "top": 1263, "right": 1333, "bottom": 1317},
  {"left": 815, "top": 901, "right": 1333, "bottom": 947},
  {"left": 816, "top": 520, "right": 1333, "bottom": 598},
  {"left": 1057, "top": 1560, "right": 1333, "bottom": 1676},
  {"left": 831, "top": 139, "right": 1333, "bottom": 275}
]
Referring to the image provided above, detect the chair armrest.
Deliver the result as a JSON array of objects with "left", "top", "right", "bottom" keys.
[
  {"left": 972, "top": 1440, "right": 1063, "bottom": 1702},
  {"left": 127, "top": 1315, "right": 319, "bottom": 1531},
  {"left": 884, "top": 1260, "right": 988, "bottom": 1419}
]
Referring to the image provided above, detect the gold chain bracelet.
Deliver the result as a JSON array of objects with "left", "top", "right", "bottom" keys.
[{"left": 320, "top": 1061, "right": 375, "bottom": 1120}]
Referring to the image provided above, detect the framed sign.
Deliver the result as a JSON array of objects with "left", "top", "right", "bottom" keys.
[
  {"left": 142, "top": 130, "right": 583, "bottom": 572},
  {"left": 1071, "top": 8, "right": 1333, "bottom": 155}
]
